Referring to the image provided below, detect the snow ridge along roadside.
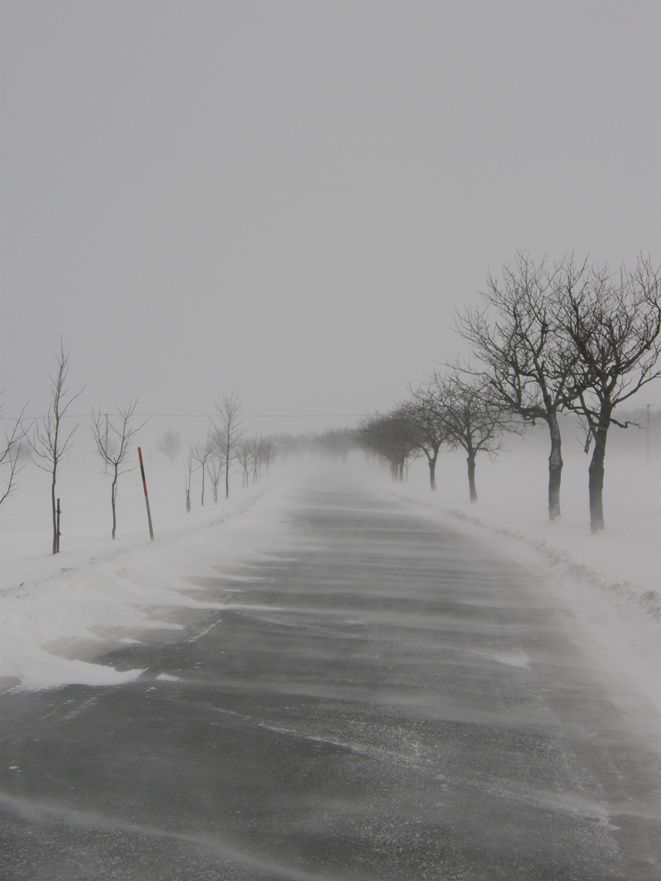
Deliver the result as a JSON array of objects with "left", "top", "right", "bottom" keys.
[
  {"left": 0, "top": 484, "right": 283, "bottom": 692},
  {"left": 385, "top": 484, "right": 661, "bottom": 728}
]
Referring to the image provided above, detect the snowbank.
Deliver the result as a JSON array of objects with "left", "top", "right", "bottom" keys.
[{"left": 0, "top": 443, "right": 287, "bottom": 690}]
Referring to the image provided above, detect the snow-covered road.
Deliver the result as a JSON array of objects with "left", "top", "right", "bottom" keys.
[{"left": 1, "top": 478, "right": 660, "bottom": 880}]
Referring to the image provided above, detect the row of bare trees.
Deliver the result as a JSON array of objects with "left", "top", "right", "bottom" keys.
[
  {"left": 362, "top": 254, "right": 661, "bottom": 533},
  {"left": 184, "top": 395, "right": 276, "bottom": 512},
  {"left": 2, "top": 344, "right": 276, "bottom": 552},
  {"left": 359, "top": 372, "right": 513, "bottom": 503},
  {"left": 459, "top": 254, "right": 661, "bottom": 532},
  {"left": 16, "top": 344, "right": 147, "bottom": 550}
]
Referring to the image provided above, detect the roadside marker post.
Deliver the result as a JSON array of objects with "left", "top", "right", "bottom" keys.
[{"left": 137, "top": 447, "right": 154, "bottom": 541}]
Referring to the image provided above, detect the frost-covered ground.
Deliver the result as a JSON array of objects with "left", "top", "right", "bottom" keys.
[{"left": 377, "top": 428, "right": 661, "bottom": 722}]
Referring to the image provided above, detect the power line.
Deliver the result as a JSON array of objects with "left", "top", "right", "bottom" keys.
[
  {"left": 0, "top": 412, "right": 364, "bottom": 421},
  {"left": 3, "top": 404, "right": 661, "bottom": 422}
]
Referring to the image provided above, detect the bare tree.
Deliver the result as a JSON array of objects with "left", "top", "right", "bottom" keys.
[
  {"left": 234, "top": 436, "right": 265, "bottom": 487},
  {"left": 248, "top": 436, "right": 276, "bottom": 476},
  {"left": 237, "top": 439, "right": 251, "bottom": 488},
  {"left": 91, "top": 401, "right": 147, "bottom": 539},
  {"left": 456, "top": 253, "right": 583, "bottom": 520},
  {"left": 435, "top": 373, "right": 514, "bottom": 502},
  {"left": 185, "top": 446, "right": 194, "bottom": 512},
  {"left": 0, "top": 402, "right": 26, "bottom": 506},
  {"left": 158, "top": 429, "right": 182, "bottom": 462},
  {"left": 207, "top": 448, "right": 224, "bottom": 503},
  {"left": 191, "top": 436, "right": 213, "bottom": 506},
  {"left": 559, "top": 256, "right": 661, "bottom": 532},
  {"left": 250, "top": 437, "right": 263, "bottom": 483},
  {"left": 400, "top": 386, "right": 447, "bottom": 491},
  {"left": 262, "top": 437, "right": 276, "bottom": 474},
  {"left": 28, "top": 342, "right": 84, "bottom": 553},
  {"left": 358, "top": 412, "right": 418, "bottom": 481},
  {"left": 214, "top": 394, "right": 243, "bottom": 499}
]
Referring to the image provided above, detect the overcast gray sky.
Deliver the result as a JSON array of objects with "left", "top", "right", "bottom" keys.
[{"left": 2, "top": 0, "right": 660, "bottom": 431}]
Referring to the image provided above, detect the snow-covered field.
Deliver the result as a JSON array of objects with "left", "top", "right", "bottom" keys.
[{"left": 377, "top": 427, "right": 661, "bottom": 723}]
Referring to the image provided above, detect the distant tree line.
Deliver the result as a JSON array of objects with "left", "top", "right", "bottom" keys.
[
  {"left": 183, "top": 394, "right": 276, "bottom": 512},
  {"left": 359, "top": 254, "right": 661, "bottom": 533}
]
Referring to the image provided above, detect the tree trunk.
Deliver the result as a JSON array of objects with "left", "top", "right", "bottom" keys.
[
  {"left": 467, "top": 454, "right": 477, "bottom": 502},
  {"left": 588, "top": 422, "right": 608, "bottom": 533},
  {"left": 428, "top": 454, "right": 437, "bottom": 491},
  {"left": 225, "top": 454, "right": 230, "bottom": 499},
  {"left": 111, "top": 471, "right": 118, "bottom": 540},
  {"left": 200, "top": 466, "right": 205, "bottom": 507},
  {"left": 51, "top": 471, "right": 58, "bottom": 554},
  {"left": 547, "top": 414, "right": 563, "bottom": 521}
]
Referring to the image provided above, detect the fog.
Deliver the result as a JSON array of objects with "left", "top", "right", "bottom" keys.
[
  {"left": 2, "top": 5, "right": 661, "bottom": 878},
  {"left": 2, "top": 1, "right": 660, "bottom": 428}
]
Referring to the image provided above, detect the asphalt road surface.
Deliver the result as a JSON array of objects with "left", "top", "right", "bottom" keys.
[{"left": 1, "top": 480, "right": 660, "bottom": 881}]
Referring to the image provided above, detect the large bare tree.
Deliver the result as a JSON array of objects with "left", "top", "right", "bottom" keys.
[
  {"left": 457, "top": 253, "right": 583, "bottom": 519},
  {"left": 559, "top": 256, "right": 661, "bottom": 532},
  {"left": 214, "top": 394, "right": 243, "bottom": 500},
  {"left": 91, "top": 401, "right": 147, "bottom": 539},
  {"left": 28, "top": 343, "right": 84, "bottom": 553}
]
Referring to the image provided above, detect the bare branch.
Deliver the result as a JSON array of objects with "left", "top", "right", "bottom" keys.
[{"left": 0, "top": 402, "right": 27, "bottom": 505}]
